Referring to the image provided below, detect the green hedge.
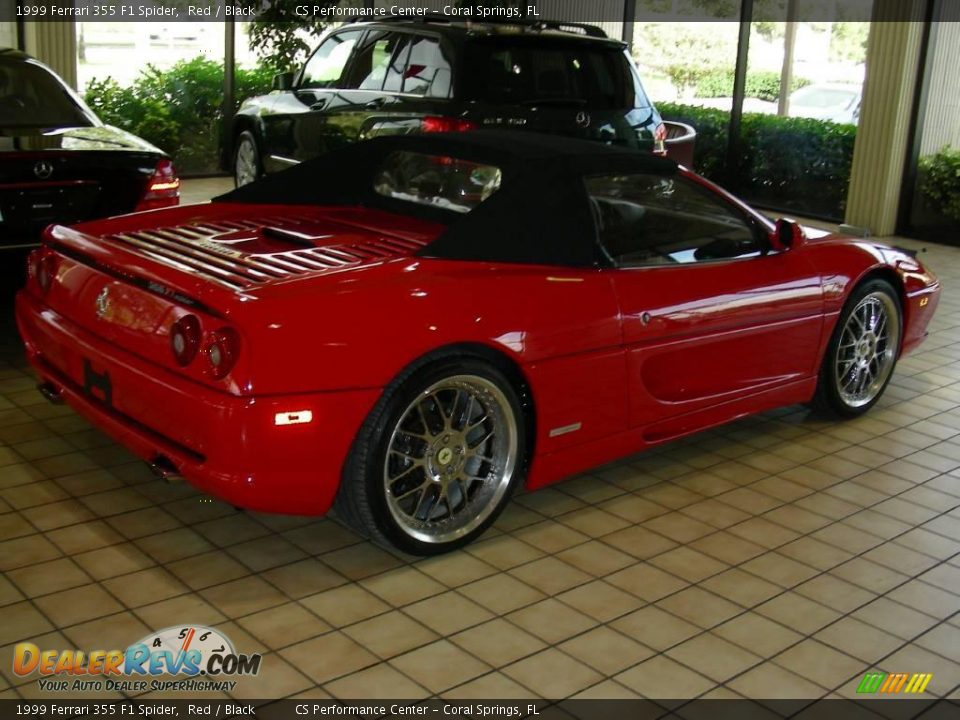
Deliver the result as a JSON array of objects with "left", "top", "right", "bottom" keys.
[
  {"left": 695, "top": 69, "right": 812, "bottom": 102},
  {"left": 84, "top": 57, "right": 275, "bottom": 174},
  {"left": 918, "top": 147, "right": 960, "bottom": 223},
  {"left": 659, "top": 102, "right": 857, "bottom": 219}
]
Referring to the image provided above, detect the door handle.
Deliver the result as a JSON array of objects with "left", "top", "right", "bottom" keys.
[
  {"left": 309, "top": 98, "right": 327, "bottom": 111},
  {"left": 364, "top": 98, "right": 386, "bottom": 110}
]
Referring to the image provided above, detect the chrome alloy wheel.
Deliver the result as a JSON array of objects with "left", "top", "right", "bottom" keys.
[
  {"left": 383, "top": 375, "right": 519, "bottom": 545},
  {"left": 235, "top": 137, "right": 258, "bottom": 187},
  {"left": 835, "top": 291, "right": 900, "bottom": 408}
]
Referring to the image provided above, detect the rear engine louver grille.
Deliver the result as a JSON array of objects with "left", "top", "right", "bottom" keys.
[{"left": 106, "top": 214, "right": 425, "bottom": 290}]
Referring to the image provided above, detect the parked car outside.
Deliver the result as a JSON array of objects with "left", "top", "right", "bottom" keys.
[
  {"left": 230, "top": 17, "right": 666, "bottom": 186},
  {"left": 17, "top": 131, "right": 940, "bottom": 554},
  {"left": 0, "top": 49, "right": 180, "bottom": 250},
  {"left": 693, "top": 82, "right": 862, "bottom": 125}
]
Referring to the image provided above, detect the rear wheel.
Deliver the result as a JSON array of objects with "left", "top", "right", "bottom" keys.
[
  {"left": 812, "top": 279, "right": 902, "bottom": 417},
  {"left": 336, "top": 358, "right": 525, "bottom": 555},
  {"left": 233, "top": 130, "right": 262, "bottom": 187}
]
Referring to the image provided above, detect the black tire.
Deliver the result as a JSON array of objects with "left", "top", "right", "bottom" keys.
[
  {"left": 811, "top": 278, "right": 902, "bottom": 418},
  {"left": 233, "top": 130, "right": 262, "bottom": 188},
  {"left": 335, "top": 356, "right": 527, "bottom": 556}
]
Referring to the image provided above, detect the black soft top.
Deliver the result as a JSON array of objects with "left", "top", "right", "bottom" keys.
[{"left": 215, "top": 131, "right": 677, "bottom": 267}]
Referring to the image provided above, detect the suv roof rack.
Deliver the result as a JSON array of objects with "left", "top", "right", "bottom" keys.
[{"left": 346, "top": 12, "right": 609, "bottom": 39}]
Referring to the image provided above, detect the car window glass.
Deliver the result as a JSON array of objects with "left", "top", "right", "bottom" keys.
[
  {"left": 586, "top": 173, "right": 762, "bottom": 266},
  {"left": 0, "top": 59, "right": 92, "bottom": 128},
  {"left": 382, "top": 36, "right": 413, "bottom": 93},
  {"left": 373, "top": 151, "right": 502, "bottom": 214},
  {"left": 300, "top": 30, "right": 363, "bottom": 89},
  {"left": 464, "top": 40, "right": 633, "bottom": 109},
  {"left": 343, "top": 31, "right": 405, "bottom": 91},
  {"left": 402, "top": 36, "right": 453, "bottom": 97}
]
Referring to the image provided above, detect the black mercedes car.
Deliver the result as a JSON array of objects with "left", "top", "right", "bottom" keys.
[
  {"left": 230, "top": 17, "right": 665, "bottom": 186},
  {"left": 0, "top": 49, "right": 180, "bottom": 249}
]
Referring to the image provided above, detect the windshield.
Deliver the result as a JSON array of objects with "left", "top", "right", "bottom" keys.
[
  {"left": 373, "top": 151, "right": 502, "bottom": 214},
  {"left": 463, "top": 38, "right": 639, "bottom": 109},
  {"left": 0, "top": 58, "right": 94, "bottom": 129}
]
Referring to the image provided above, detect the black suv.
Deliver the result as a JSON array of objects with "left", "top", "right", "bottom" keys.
[{"left": 230, "top": 17, "right": 664, "bottom": 186}]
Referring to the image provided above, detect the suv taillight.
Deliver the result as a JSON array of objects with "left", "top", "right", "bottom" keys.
[
  {"left": 421, "top": 116, "right": 476, "bottom": 133},
  {"left": 136, "top": 158, "right": 180, "bottom": 211},
  {"left": 170, "top": 314, "right": 201, "bottom": 367},
  {"left": 204, "top": 327, "right": 240, "bottom": 379}
]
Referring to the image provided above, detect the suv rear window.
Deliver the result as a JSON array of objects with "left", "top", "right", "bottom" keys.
[
  {"left": 373, "top": 151, "right": 502, "bottom": 214},
  {"left": 462, "top": 39, "right": 640, "bottom": 110}
]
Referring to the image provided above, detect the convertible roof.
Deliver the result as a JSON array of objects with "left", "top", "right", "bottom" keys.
[{"left": 216, "top": 131, "right": 678, "bottom": 267}]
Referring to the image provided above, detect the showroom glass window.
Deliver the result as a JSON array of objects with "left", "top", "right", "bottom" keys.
[
  {"left": 300, "top": 30, "right": 364, "bottom": 89},
  {"left": 586, "top": 173, "right": 763, "bottom": 266}
]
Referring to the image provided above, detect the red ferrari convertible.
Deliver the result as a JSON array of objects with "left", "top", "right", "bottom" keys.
[{"left": 16, "top": 132, "right": 940, "bottom": 554}]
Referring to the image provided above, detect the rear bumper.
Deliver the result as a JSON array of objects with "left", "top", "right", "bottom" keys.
[{"left": 15, "top": 290, "right": 381, "bottom": 515}]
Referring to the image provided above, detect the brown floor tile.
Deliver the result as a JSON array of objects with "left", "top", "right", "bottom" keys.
[
  {"left": 73, "top": 542, "right": 155, "bottom": 580},
  {"left": 45, "top": 520, "right": 122, "bottom": 555},
  {"left": 649, "top": 546, "right": 728, "bottom": 583},
  {"left": 657, "top": 587, "right": 742, "bottom": 629},
  {"left": 667, "top": 632, "right": 762, "bottom": 683},
  {"left": 390, "top": 640, "right": 490, "bottom": 694},
  {"left": 7, "top": 557, "right": 90, "bottom": 597},
  {"left": 279, "top": 632, "right": 378, "bottom": 684},
  {"left": 404, "top": 591, "right": 494, "bottom": 636},
  {"left": 503, "top": 647, "right": 602, "bottom": 698},
  {"left": 506, "top": 598, "right": 596, "bottom": 644},
  {"left": 557, "top": 580, "right": 641, "bottom": 622},
  {"left": 325, "top": 663, "right": 428, "bottom": 699},
  {"left": 414, "top": 553, "right": 498, "bottom": 589},
  {"left": 728, "top": 662, "right": 826, "bottom": 699},
  {"left": 442, "top": 671, "right": 538, "bottom": 699},
  {"left": 0, "top": 601, "right": 54, "bottom": 645},
  {"left": 199, "top": 576, "right": 288, "bottom": 618},
  {"left": 610, "top": 605, "right": 700, "bottom": 651},
  {"left": 813, "top": 616, "right": 904, "bottom": 663},
  {"left": 135, "top": 528, "right": 214, "bottom": 564},
  {"left": 237, "top": 602, "right": 330, "bottom": 649},
  {"left": 0, "top": 534, "right": 60, "bottom": 570},
  {"left": 756, "top": 592, "right": 842, "bottom": 635},
  {"left": 601, "top": 525, "right": 679, "bottom": 559},
  {"left": 606, "top": 562, "right": 688, "bottom": 602},
  {"left": 460, "top": 573, "right": 545, "bottom": 615},
  {"left": 33, "top": 583, "right": 123, "bottom": 626},
  {"left": 558, "top": 626, "right": 653, "bottom": 675},
  {"left": 260, "top": 558, "right": 347, "bottom": 599},
  {"left": 713, "top": 613, "right": 804, "bottom": 657},
  {"left": 300, "top": 584, "right": 390, "bottom": 627},
  {"left": 102, "top": 567, "right": 189, "bottom": 608},
  {"left": 135, "top": 594, "right": 226, "bottom": 630},
  {"left": 343, "top": 610, "right": 439, "bottom": 659},
  {"left": 615, "top": 655, "right": 715, "bottom": 698},
  {"left": 773, "top": 639, "right": 866, "bottom": 689},
  {"left": 508, "top": 556, "right": 591, "bottom": 595},
  {"left": 450, "top": 618, "right": 546, "bottom": 668},
  {"left": 794, "top": 575, "right": 876, "bottom": 614}
]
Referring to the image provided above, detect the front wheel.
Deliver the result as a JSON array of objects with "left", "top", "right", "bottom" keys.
[
  {"left": 336, "top": 358, "right": 525, "bottom": 555},
  {"left": 233, "top": 130, "right": 262, "bottom": 187},
  {"left": 812, "top": 279, "right": 902, "bottom": 417}
]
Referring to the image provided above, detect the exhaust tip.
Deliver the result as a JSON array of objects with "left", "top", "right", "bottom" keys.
[
  {"left": 149, "top": 455, "right": 184, "bottom": 483},
  {"left": 37, "top": 382, "right": 63, "bottom": 405}
]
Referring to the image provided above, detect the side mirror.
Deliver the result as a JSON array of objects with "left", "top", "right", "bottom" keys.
[
  {"left": 272, "top": 71, "right": 295, "bottom": 91},
  {"left": 774, "top": 217, "right": 807, "bottom": 251}
]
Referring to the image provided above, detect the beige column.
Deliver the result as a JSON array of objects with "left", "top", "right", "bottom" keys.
[
  {"left": 844, "top": 1, "right": 925, "bottom": 237},
  {"left": 22, "top": 21, "right": 77, "bottom": 89}
]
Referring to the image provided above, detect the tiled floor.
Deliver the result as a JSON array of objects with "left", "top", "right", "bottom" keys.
[{"left": 1, "top": 227, "right": 960, "bottom": 703}]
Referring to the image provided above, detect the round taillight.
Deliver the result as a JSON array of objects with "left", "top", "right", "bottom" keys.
[
  {"left": 204, "top": 327, "right": 240, "bottom": 379},
  {"left": 36, "top": 252, "right": 57, "bottom": 294},
  {"left": 170, "top": 315, "right": 201, "bottom": 366}
]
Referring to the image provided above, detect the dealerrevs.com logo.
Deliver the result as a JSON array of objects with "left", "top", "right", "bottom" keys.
[{"left": 13, "top": 625, "right": 262, "bottom": 693}]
